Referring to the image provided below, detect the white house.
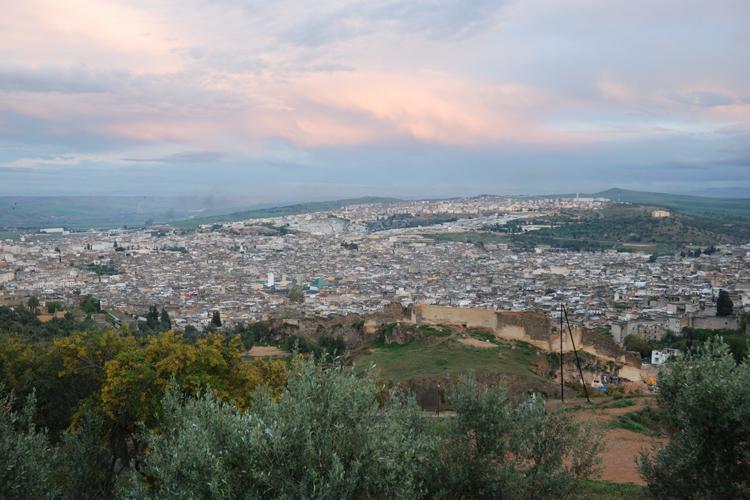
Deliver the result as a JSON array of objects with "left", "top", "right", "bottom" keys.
[{"left": 651, "top": 348, "right": 680, "bottom": 366}]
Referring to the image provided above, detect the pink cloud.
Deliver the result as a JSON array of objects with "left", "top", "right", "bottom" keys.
[{"left": 281, "top": 71, "right": 571, "bottom": 146}]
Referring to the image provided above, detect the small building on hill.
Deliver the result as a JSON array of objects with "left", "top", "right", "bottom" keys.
[{"left": 651, "top": 348, "right": 680, "bottom": 366}]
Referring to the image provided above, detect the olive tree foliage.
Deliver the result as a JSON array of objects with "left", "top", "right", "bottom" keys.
[
  {"left": 52, "top": 407, "right": 118, "bottom": 500},
  {"left": 1, "top": 387, "right": 118, "bottom": 500},
  {"left": 0, "top": 389, "right": 56, "bottom": 500},
  {"left": 431, "top": 377, "right": 603, "bottom": 499},
  {"left": 125, "top": 358, "right": 435, "bottom": 499},
  {"left": 126, "top": 359, "right": 603, "bottom": 500},
  {"left": 640, "top": 337, "right": 750, "bottom": 499}
]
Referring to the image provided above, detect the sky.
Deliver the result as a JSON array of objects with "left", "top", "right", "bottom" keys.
[{"left": 0, "top": 0, "right": 749, "bottom": 201}]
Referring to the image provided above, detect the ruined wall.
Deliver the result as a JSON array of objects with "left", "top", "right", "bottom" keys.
[
  {"left": 496, "top": 311, "right": 550, "bottom": 341},
  {"left": 276, "top": 303, "right": 642, "bottom": 379},
  {"left": 410, "top": 305, "right": 550, "bottom": 346},
  {"left": 364, "top": 303, "right": 410, "bottom": 333},
  {"left": 409, "top": 304, "right": 641, "bottom": 377},
  {"left": 690, "top": 315, "right": 739, "bottom": 330},
  {"left": 412, "top": 305, "right": 498, "bottom": 330}
]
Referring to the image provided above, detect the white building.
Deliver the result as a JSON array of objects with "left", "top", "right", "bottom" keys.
[{"left": 651, "top": 348, "right": 680, "bottom": 366}]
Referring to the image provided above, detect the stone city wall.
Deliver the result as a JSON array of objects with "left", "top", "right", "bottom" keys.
[{"left": 408, "top": 304, "right": 641, "bottom": 375}]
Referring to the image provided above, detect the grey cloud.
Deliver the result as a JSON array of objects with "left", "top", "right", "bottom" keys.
[
  {"left": 282, "top": 0, "right": 508, "bottom": 47},
  {"left": 122, "top": 151, "right": 225, "bottom": 164},
  {"left": 0, "top": 65, "right": 132, "bottom": 93},
  {"left": 368, "top": 0, "right": 505, "bottom": 39},
  {"left": 669, "top": 90, "right": 745, "bottom": 108}
]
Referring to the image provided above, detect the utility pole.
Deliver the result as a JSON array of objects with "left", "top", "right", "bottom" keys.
[
  {"left": 436, "top": 381, "right": 442, "bottom": 416},
  {"left": 563, "top": 305, "right": 591, "bottom": 404},
  {"left": 560, "top": 302, "right": 564, "bottom": 403}
]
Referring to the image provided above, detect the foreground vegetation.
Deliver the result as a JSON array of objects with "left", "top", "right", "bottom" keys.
[
  {"left": 1, "top": 351, "right": 603, "bottom": 499},
  {"left": 639, "top": 338, "right": 750, "bottom": 498},
  {"left": 2, "top": 299, "right": 749, "bottom": 498}
]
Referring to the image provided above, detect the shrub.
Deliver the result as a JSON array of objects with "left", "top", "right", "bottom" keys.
[
  {"left": 640, "top": 337, "right": 750, "bottom": 498},
  {"left": 128, "top": 362, "right": 604, "bottom": 499}
]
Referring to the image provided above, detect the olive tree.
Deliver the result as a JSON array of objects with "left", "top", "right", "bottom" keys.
[
  {"left": 0, "top": 390, "right": 56, "bottom": 500},
  {"left": 125, "top": 359, "right": 435, "bottom": 499},
  {"left": 126, "top": 359, "right": 603, "bottom": 499},
  {"left": 640, "top": 337, "right": 750, "bottom": 498},
  {"left": 429, "top": 377, "right": 603, "bottom": 498}
]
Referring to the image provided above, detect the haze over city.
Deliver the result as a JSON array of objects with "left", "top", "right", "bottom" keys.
[{"left": 1, "top": 0, "right": 749, "bottom": 200}]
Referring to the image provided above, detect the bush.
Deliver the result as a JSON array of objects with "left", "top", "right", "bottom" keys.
[
  {"left": 128, "top": 359, "right": 435, "bottom": 498},
  {"left": 0, "top": 390, "right": 56, "bottom": 500},
  {"left": 429, "top": 378, "right": 603, "bottom": 498},
  {"left": 129, "top": 361, "right": 603, "bottom": 499},
  {"left": 640, "top": 337, "right": 750, "bottom": 498}
]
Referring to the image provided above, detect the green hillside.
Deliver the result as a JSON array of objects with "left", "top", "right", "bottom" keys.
[
  {"left": 508, "top": 206, "right": 749, "bottom": 253},
  {"left": 169, "top": 196, "right": 401, "bottom": 227},
  {"left": 0, "top": 196, "right": 400, "bottom": 230},
  {"left": 0, "top": 196, "right": 254, "bottom": 230},
  {"left": 354, "top": 327, "right": 546, "bottom": 382},
  {"left": 594, "top": 188, "right": 750, "bottom": 217}
]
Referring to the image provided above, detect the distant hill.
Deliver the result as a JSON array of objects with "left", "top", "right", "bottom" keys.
[
  {"left": 505, "top": 205, "right": 750, "bottom": 254},
  {"left": 2, "top": 188, "right": 746, "bottom": 231},
  {"left": 169, "top": 196, "right": 401, "bottom": 228},
  {"left": 593, "top": 188, "right": 750, "bottom": 217},
  {"left": 0, "top": 196, "right": 401, "bottom": 231},
  {"left": 0, "top": 196, "right": 257, "bottom": 230}
]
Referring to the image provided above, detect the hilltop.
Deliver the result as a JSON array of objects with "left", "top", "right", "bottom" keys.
[
  {"left": 505, "top": 205, "right": 750, "bottom": 254},
  {"left": 169, "top": 196, "right": 401, "bottom": 228},
  {"left": 0, "top": 196, "right": 256, "bottom": 230},
  {"left": 593, "top": 188, "right": 750, "bottom": 217}
]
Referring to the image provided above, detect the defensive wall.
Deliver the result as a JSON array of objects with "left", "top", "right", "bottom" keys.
[
  {"left": 275, "top": 303, "right": 641, "bottom": 379},
  {"left": 408, "top": 304, "right": 641, "bottom": 379}
]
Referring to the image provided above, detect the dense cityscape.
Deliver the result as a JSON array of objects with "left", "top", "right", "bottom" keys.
[{"left": 2, "top": 195, "right": 747, "bottom": 351}]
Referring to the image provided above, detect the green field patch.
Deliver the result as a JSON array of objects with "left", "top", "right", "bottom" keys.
[
  {"left": 612, "top": 406, "right": 669, "bottom": 437},
  {"left": 356, "top": 335, "right": 543, "bottom": 382}
]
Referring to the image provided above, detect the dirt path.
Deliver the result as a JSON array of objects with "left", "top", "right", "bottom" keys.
[
  {"left": 555, "top": 397, "right": 662, "bottom": 485},
  {"left": 600, "top": 428, "right": 657, "bottom": 484},
  {"left": 458, "top": 337, "right": 498, "bottom": 349}
]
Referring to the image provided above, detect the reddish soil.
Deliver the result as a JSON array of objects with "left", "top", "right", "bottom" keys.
[
  {"left": 600, "top": 428, "right": 658, "bottom": 484},
  {"left": 553, "top": 396, "right": 663, "bottom": 485}
]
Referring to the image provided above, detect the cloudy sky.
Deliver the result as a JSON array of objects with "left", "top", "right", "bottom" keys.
[{"left": 1, "top": 0, "right": 748, "bottom": 201}]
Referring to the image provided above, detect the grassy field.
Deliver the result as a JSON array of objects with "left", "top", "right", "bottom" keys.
[
  {"left": 354, "top": 331, "right": 543, "bottom": 382},
  {"left": 612, "top": 406, "right": 669, "bottom": 437}
]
